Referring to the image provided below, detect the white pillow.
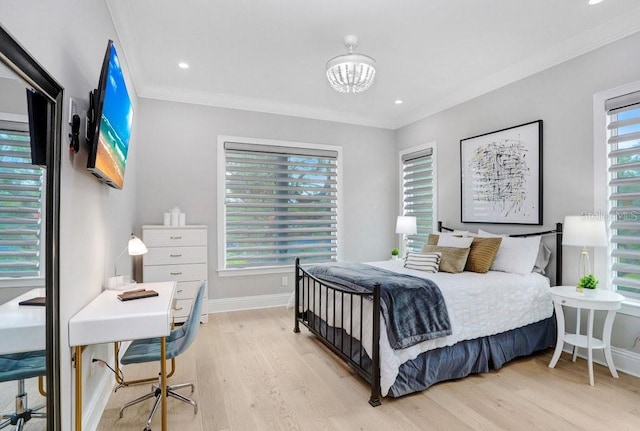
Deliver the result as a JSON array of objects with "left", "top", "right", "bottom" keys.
[
  {"left": 479, "top": 229, "right": 547, "bottom": 275},
  {"left": 437, "top": 234, "right": 474, "bottom": 248},
  {"left": 480, "top": 234, "right": 541, "bottom": 275}
]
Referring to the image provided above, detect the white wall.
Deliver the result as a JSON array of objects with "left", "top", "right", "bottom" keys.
[
  {"left": 134, "top": 99, "right": 396, "bottom": 303},
  {"left": 0, "top": 1, "right": 140, "bottom": 428},
  {"left": 396, "top": 31, "right": 640, "bottom": 365}
]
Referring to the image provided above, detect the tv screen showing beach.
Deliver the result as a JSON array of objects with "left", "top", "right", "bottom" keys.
[{"left": 94, "top": 44, "right": 132, "bottom": 189}]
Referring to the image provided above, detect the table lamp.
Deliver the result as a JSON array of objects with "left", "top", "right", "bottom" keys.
[
  {"left": 562, "top": 215, "right": 608, "bottom": 280},
  {"left": 395, "top": 216, "right": 417, "bottom": 258},
  {"left": 111, "top": 234, "right": 148, "bottom": 288}
]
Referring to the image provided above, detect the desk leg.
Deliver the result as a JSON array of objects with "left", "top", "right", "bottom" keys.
[
  {"left": 603, "top": 310, "right": 619, "bottom": 379},
  {"left": 549, "top": 301, "right": 565, "bottom": 368},
  {"left": 587, "top": 309, "right": 594, "bottom": 386},
  {"left": 75, "top": 346, "right": 83, "bottom": 431},
  {"left": 161, "top": 336, "right": 167, "bottom": 431}
]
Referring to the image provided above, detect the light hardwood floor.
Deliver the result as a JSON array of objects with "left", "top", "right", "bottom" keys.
[{"left": 97, "top": 307, "right": 640, "bottom": 431}]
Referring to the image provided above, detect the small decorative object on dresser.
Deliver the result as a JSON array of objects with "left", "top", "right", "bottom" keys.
[{"left": 142, "top": 225, "right": 208, "bottom": 323}]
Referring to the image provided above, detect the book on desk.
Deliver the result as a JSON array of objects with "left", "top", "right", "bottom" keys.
[
  {"left": 117, "top": 289, "right": 159, "bottom": 301},
  {"left": 18, "top": 296, "right": 46, "bottom": 306}
]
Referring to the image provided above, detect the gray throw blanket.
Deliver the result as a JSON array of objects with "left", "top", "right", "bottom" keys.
[{"left": 306, "top": 262, "right": 451, "bottom": 349}]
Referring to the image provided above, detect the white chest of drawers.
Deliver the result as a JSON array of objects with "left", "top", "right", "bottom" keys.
[{"left": 142, "top": 225, "right": 208, "bottom": 323}]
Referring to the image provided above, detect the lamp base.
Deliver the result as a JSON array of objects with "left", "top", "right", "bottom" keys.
[
  {"left": 106, "top": 276, "right": 138, "bottom": 291},
  {"left": 579, "top": 248, "right": 591, "bottom": 280}
]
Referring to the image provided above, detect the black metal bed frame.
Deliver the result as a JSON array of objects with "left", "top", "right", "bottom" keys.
[{"left": 293, "top": 221, "right": 563, "bottom": 407}]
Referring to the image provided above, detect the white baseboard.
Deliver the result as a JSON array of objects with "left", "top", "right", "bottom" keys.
[
  {"left": 562, "top": 344, "right": 640, "bottom": 379},
  {"left": 208, "top": 292, "right": 291, "bottom": 313},
  {"left": 83, "top": 369, "right": 115, "bottom": 431}
]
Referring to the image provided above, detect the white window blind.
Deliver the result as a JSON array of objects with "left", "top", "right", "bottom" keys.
[
  {"left": 607, "top": 90, "right": 640, "bottom": 296},
  {"left": 224, "top": 141, "right": 338, "bottom": 269},
  {"left": 401, "top": 148, "right": 434, "bottom": 252},
  {"left": 0, "top": 119, "right": 43, "bottom": 278}
]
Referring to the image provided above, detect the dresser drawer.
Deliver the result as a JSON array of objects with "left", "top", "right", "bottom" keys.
[
  {"left": 173, "top": 298, "right": 193, "bottom": 318},
  {"left": 143, "top": 228, "right": 207, "bottom": 247},
  {"left": 144, "top": 246, "right": 207, "bottom": 265},
  {"left": 143, "top": 263, "right": 207, "bottom": 282},
  {"left": 174, "top": 281, "right": 203, "bottom": 300}
]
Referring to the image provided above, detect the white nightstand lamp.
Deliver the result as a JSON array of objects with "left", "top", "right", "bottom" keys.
[
  {"left": 396, "top": 216, "right": 417, "bottom": 258},
  {"left": 562, "top": 215, "right": 608, "bottom": 280}
]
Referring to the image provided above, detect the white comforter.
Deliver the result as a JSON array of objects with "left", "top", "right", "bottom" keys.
[{"left": 296, "top": 260, "right": 553, "bottom": 396}]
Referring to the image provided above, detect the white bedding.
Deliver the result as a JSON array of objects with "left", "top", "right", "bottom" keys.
[{"left": 296, "top": 260, "right": 553, "bottom": 396}]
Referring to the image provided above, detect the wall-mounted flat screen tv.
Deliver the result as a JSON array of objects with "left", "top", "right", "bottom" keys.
[{"left": 87, "top": 40, "right": 133, "bottom": 189}]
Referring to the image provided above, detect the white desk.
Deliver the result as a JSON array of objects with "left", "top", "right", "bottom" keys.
[
  {"left": 548, "top": 286, "right": 624, "bottom": 386},
  {"left": 68, "top": 282, "right": 176, "bottom": 431},
  {"left": 0, "top": 288, "right": 46, "bottom": 355}
]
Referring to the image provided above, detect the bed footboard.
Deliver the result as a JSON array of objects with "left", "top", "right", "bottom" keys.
[{"left": 293, "top": 258, "right": 382, "bottom": 406}]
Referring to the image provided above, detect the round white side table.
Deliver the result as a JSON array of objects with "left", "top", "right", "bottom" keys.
[{"left": 548, "top": 286, "right": 624, "bottom": 385}]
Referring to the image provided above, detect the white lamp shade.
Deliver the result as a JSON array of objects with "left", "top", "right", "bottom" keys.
[
  {"left": 562, "top": 215, "right": 608, "bottom": 247},
  {"left": 127, "top": 235, "right": 148, "bottom": 256},
  {"left": 395, "top": 216, "right": 417, "bottom": 235}
]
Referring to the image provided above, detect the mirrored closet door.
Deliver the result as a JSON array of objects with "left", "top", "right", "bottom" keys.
[{"left": 0, "top": 25, "right": 62, "bottom": 431}]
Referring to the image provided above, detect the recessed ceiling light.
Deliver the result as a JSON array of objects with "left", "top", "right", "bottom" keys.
[
  {"left": 394, "top": 100, "right": 403, "bottom": 105},
  {"left": 178, "top": 62, "right": 189, "bottom": 69},
  {"left": 588, "top": 0, "right": 604, "bottom": 5}
]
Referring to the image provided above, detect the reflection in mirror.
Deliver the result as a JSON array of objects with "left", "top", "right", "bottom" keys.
[
  {"left": 0, "top": 24, "right": 62, "bottom": 431},
  {"left": 0, "top": 59, "right": 47, "bottom": 431}
]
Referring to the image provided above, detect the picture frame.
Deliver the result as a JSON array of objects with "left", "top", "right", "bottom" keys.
[{"left": 460, "top": 120, "right": 542, "bottom": 225}]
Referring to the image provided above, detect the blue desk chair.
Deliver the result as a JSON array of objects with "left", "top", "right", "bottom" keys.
[
  {"left": 0, "top": 350, "right": 46, "bottom": 431},
  {"left": 118, "top": 283, "right": 205, "bottom": 430}
]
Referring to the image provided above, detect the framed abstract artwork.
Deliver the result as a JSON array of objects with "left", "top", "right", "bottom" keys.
[{"left": 460, "top": 120, "right": 542, "bottom": 225}]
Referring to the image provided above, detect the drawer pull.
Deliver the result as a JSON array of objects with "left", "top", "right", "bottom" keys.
[
  {"left": 170, "top": 272, "right": 183, "bottom": 276},
  {"left": 170, "top": 236, "right": 183, "bottom": 240},
  {"left": 170, "top": 254, "right": 183, "bottom": 257},
  {"left": 562, "top": 300, "right": 566, "bottom": 304},
  {"left": 177, "top": 289, "right": 183, "bottom": 293},
  {"left": 174, "top": 306, "right": 183, "bottom": 311}
]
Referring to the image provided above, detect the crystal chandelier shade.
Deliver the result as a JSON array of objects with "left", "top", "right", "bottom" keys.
[{"left": 326, "top": 35, "right": 376, "bottom": 93}]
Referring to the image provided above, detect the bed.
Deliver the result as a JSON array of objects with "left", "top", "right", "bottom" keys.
[{"left": 293, "top": 222, "right": 563, "bottom": 406}]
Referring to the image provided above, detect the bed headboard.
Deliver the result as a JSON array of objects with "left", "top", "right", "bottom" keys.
[{"left": 436, "top": 221, "right": 563, "bottom": 286}]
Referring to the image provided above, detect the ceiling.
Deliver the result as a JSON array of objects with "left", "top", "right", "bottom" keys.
[{"left": 106, "top": 0, "right": 640, "bottom": 130}]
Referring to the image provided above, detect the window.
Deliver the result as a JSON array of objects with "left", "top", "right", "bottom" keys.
[
  {"left": 606, "top": 90, "right": 640, "bottom": 297},
  {"left": 400, "top": 144, "right": 436, "bottom": 252},
  {"left": 220, "top": 138, "right": 339, "bottom": 271},
  {"left": 0, "top": 118, "right": 44, "bottom": 279}
]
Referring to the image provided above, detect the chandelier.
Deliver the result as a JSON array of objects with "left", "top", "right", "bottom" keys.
[{"left": 326, "top": 35, "right": 376, "bottom": 93}]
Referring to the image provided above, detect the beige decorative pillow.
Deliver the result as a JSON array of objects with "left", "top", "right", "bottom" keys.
[
  {"left": 464, "top": 237, "right": 502, "bottom": 273},
  {"left": 421, "top": 245, "right": 470, "bottom": 273},
  {"left": 427, "top": 234, "right": 439, "bottom": 245}
]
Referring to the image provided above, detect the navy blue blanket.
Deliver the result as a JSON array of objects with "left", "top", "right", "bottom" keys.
[{"left": 306, "top": 262, "right": 451, "bottom": 349}]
